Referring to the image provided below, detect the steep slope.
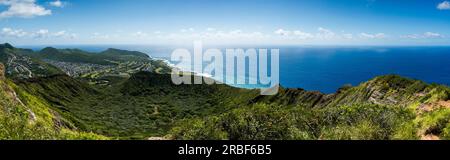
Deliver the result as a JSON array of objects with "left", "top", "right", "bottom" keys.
[
  {"left": 1, "top": 44, "right": 448, "bottom": 140},
  {"left": 0, "top": 63, "right": 106, "bottom": 140},
  {"left": 253, "top": 75, "right": 450, "bottom": 110},
  {"left": 170, "top": 75, "right": 450, "bottom": 140},
  {"left": 17, "top": 71, "right": 256, "bottom": 138},
  {"left": 12, "top": 70, "right": 450, "bottom": 140}
]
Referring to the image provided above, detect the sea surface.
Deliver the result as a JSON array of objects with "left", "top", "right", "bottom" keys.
[{"left": 23, "top": 45, "right": 450, "bottom": 93}]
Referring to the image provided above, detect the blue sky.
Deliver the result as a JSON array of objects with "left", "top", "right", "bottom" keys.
[{"left": 0, "top": 0, "right": 450, "bottom": 45}]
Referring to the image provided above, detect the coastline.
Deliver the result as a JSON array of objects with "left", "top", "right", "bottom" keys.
[{"left": 153, "top": 56, "right": 269, "bottom": 90}]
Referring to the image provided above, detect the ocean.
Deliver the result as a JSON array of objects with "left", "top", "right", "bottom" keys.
[{"left": 23, "top": 45, "right": 450, "bottom": 94}]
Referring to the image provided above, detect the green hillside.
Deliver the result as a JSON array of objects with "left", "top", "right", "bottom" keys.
[
  {"left": 17, "top": 72, "right": 257, "bottom": 138},
  {"left": 0, "top": 64, "right": 107, "bottom": 140},
  {"left": 170, "top": 75, "right": 450, "bottom": 140},
  {"left": 13, "top": 71, "right": 450, "bottom": 140},
  {"left": 0, "top": 44, "right": 63, "bottom": 79},
  {"left": 0, "top": 44, "right": 448, "bottom": 140},
  {"left": 33, "top": 47, "right": 150, "bottom": 65}
]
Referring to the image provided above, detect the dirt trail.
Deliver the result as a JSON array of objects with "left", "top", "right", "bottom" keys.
[
  {"left": 418, "top": 100, "right": 450, "bottom": 113},
  {"left": 438, "top": 100, "right": 450, "bottom": 108}
]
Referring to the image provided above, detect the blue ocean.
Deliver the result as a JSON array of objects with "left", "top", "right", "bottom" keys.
[{"left": 23, "top": 45, "right": 450, "bottom": 93}]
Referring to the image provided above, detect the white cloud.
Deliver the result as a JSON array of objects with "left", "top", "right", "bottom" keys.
[
  {"left": 275, "top": 28, "right": 340, "bottom": 40},
  {"left": 0, "top": 0, "right": 52, "bottom": 19},
  {"left": 403, "top": 32, "right": 443, "bottom": 39},
  {"left": 1, "top": 27, "right": 77, "bottom": 40},
  {"left": 359, "top": 33, "right": 386, "bottom": 39},
  {"left": 1, "top": 27, "right": 27, "bottom": 37},
  {"left": 181, "top": 28, "right": 195, "bottom": 33},
  {"left": 53, "top": 30, "right": 66, "bottom": 37},
  {"left": 316, "top": 27, "right": 335, "bottom": 39},
  {"left": 342, "top": 33, "right": 354, "bottom": 39},
  {"left": 50, "top": 0, "right": 65, "bottom": 8},
  {"left": 424, "top": 32, "right": 442, "bottom": 38},
  {"left": 162, "top": 29, "right": 271, "bottom": 44},
  {"left": 208, "top": 30, "right": 245, "bottom": 38},
  {"left": 274, "top": 29, "right": 291, "bottom": 36},
  {"left": 206, "top": 28, "right": 216, "bottom": 32},
  {"left": 132, "top": 31, "right": 148, "bottom": 38},
  {"left": 402, "top": 34, "right": 420, "bottom": 39},
  {"left": 91, "top": 32, "right": 110, "bottom": 39},
  {"left": 293, "top": 30, "right": 314, "bottom": 39},
  {"left": 52, "top": 30, "right": 77, "bottom": 39},
  {"left": 438, "top": 1, "right": 450, "bottom": 10},
  {"left": 229, "top": 30, "right": 242, "bottom": 35},
  {"left": 67, "top": 33, "right": 77, "bottom": 39},
  {"left": 32, "top": 29, "right": 49, "bottom": 38},
  {"left": 359, "top": 33, "right": 373, "bottom": 38},
  {"left": 274, "top": 28, "right": 392, "bottom": 41}
]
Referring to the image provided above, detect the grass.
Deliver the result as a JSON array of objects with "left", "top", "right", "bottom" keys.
[
  {"left": 169, "top": 103, "right": 416, "bottom": 140},
  {"left": 1, "top": 69, "right": 449, "bottom": 140},
  {"left": 0, "top": 77, "right": 107, "bottom": 140}
]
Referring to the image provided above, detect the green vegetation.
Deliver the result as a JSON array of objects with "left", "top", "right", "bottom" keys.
[
  {"left": 0, "top": 43, "right": 449, "bottom": 140},
  {"left": 17, "top": 72, "right": 256, "bottom": 139},
  {"left": 0, "top": 43, "right": 63, "bottom": 79},
  {"left": 169, "top": 103, "right": 414, "bottom": 140},
  {"left": 16, "top": 72, "right": 447, "bottom": 140},
  {"left": 0, "top": 75, "right": 107, "bottom": 140},
  {"left": 33, "top": 47, "right": 150, "bottom": 65},
  {"left": 169, "top": 75, "right": 450, "bottom": 140}
]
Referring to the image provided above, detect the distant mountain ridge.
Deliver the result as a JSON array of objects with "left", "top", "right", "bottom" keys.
[
  {"left": 0, "top": 43, "right": 63, "bottom": 79},
  {"left": 34, "top": 46, "right": 150, "bottom": 65}
]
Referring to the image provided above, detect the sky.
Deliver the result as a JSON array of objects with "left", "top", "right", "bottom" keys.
[{"left": 0, "top": 0, "right": 450, "bottom": 46}]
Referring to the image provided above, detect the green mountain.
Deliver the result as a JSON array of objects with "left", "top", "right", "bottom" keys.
[
  {"left": 0, "top": 44, "right": 63, "bottom": 79},
  {"left": 33, "top": 47, "right": 150, "bottom": 65},
  {"left": 12, "top": 71, "right": 450, "bottom": 140},
  {"left": 0, "top": 44, "right": 449, "bottom": 140},
  {"left": 28, "top": 45, "right": 171, "bottom": 82},
  {"left": 100, "top": 48, "right": 150, "bottom": 61},
  {"left": 170, "top": 75, "right": 450, "bottom": 140},
  {"left": 0, "top": 64, "right": 106, "bottom": 140}
]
